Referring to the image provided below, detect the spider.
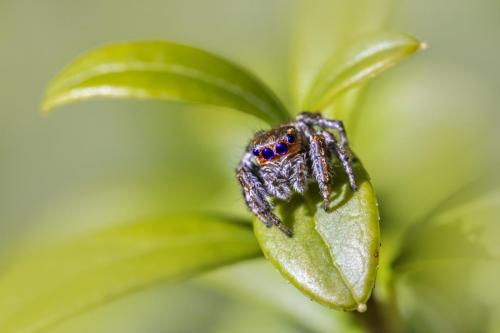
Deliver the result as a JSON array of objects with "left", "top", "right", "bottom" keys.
[{"left": 236, "top": 112, "right": 358, "bottom": 237}]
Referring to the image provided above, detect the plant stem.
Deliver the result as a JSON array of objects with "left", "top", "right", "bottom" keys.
[{"left": 353, "top": 291, "right": 404, "bottom": 333}]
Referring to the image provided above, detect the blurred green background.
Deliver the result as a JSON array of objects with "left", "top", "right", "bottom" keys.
[{"left": 1, "top": 0, "right": 499, "bottom": 332}]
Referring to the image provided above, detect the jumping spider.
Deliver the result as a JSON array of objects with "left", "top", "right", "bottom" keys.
[{"left": 236, "top": 112, "right": 358, "bottom": 237}]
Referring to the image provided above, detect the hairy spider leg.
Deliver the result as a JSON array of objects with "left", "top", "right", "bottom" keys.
[
  {"left": 294, "top": 118, "right": 334, "bottom": 207},
  {"left": 309, "top": 133, "right": 333, "bottom": 210},
  {"left": 298, "top": 112, "right": 349, "bottom": 147},
  {"left": 299, "top": 112, "right": 357, "bottom": 191},
  {"left": 260, "top": 153, "right": 308, "bottom": 200},
  {"left": 321, "top": 130, "right": 358, "bottom": 191},
  {"left": 236, "top": 153, "right": 293, "bottom": 237},
  {"left": 288, "top": 153, "right": 308, "bottom": 194},
  {"left": 260, "top": 163, "right": 293, "bottom": 201}
]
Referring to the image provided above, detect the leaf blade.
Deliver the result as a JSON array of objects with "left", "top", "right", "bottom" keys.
[
  {"left": 42, "top": 41, "right": 290, "bottom": 125},
  {"left": 253, "top": 159, "right": 380, "bottom": 311},
  {"left": 201, "top": 259, "right": 365, "bottom": 333},
  {"left": 391, "top": 187, "right": 500, "bottom": 332},
  {"left": 304, "top": 32, "right": 424, "bottom": 110},
  {"left": 393, "top": 188, "right": 500, "bottom": 273},
  {"left": 0, "top": 215, "right": 261, "bottom": 333}
]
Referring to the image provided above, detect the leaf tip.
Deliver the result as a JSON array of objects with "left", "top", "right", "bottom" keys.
[
  {"left": 41, "top": 92, "right": 58, "bottom": 113},
  {"left": 357, "top": 303, "right": 367, "bottom": 313},
  {"left": 419, "top": 41, "right": 429, "bottom": 51},
  {"left": 41, "top": 101, "right": 53, "bottom": 113}
]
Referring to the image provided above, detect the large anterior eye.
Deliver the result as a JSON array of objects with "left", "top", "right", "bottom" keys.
[
  {"left": 261, "top": 147, "right": 274, "bottom": 160},
  {"left": 275, "top": 143, "right": 288, "bottom": 155}
]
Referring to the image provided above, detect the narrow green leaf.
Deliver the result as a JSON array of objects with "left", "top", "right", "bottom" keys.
[
  {"left": 42, "top": 41, "right": 289, "bottom": 125},
  {"left": 321, "top": 86, "right": 365, "bottom": 137},
  {"left": 253, "top": 159, "right": 380, "bottom": 311},
  {"left": 304, "top": 32, "right": 425, "bottom": 110},
  {"left": 0, "top": 215, "right": 260, "bottom": 333},
  {"left": 290, "top": 0, "right": 394, "bottom": 109}
]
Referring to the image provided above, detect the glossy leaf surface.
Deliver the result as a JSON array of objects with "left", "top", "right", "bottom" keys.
[
  {"left": 202, "top": 259, "right": 365, "bottom": 333},
  {"left": 254, "top": 159, "right": 380, "bottom": 311},
  {"left": 0, "top": 215, "right": 260, "bottom": 333},
  {"left": 42, "top": 41, "right": 289, "bottom": 125},
  {"left": 304, "top": 32, "right": 424, "bottom": 110}
]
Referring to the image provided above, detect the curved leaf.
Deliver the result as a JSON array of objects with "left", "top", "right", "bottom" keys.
[
  {"left": 201, "top": 259, "right": 365, "bottom": 333},
  {"left": 391, "top": 188, "right": 500, "bottom": 332},
  {"left": 393, "top": 188, "right": 500, "bottom": 273},
  {"left": 304, "top": 32, "right": 425, "bottom": 110},
  {"left": 321, "top": 86, "right": 364, "bottom": 137},
  {"left": 42, "top": 41, "right": 289, "bottom": 125},
  {"left": 290, "top": 0, "right": 394, "bottom": 109},
  {"left": 253, "top": 159, "right": 380, "bottom": 311},
  {"left": 0, "top": 215, "right": 260, "bottom": 333}
]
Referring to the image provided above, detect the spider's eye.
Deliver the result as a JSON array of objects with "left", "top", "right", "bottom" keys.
[
  {"left": 261, "top": 147, "right": 274, "bottom": 160},
  {"left": 275, "top": 143, "right": 288, "bottom": 155},
  {"left": 252, "top": 148, "right": 260, "bottom": 156},
  {"left": 286, "top": 134, "right": 295, "bottom": 143}
]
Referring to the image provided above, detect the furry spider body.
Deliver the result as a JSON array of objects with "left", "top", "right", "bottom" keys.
[{"left": 236, "top": 112, "right": 358, "bottom": 237}]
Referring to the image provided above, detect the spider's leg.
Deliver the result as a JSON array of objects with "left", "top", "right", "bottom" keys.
[
  {"left": 289, "top": 153, "right": 308, "bottom": 194},
  {"left": 308, "top": 133, "right": 333, "bottom": 210},
  {"left": 260, "top": 165, "right": 292, "bottom": 201},
  {"left": 321, "top": 130, "right": 358, "bottom": 191},
  {"left": 236, "top": 154, "right": 292, "bottom": 237},
  {"left": 318, "top": 118, "right": 349, "bottom": 147},
  {"left": 298, "top": 112, "right": 349, "bottom": 146},
  {"left": 298, "top": 112, "right": 358, "bottom": 192},
  {"left": 237, "top": 167, "right": 292, "bottom": 237}
]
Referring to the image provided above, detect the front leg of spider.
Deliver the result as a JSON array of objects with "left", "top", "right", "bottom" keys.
[
  {"left": 321, "top": 130, "right": 358, "bottom": 192},
  {"left": 308, "top": 133, "right": 333, "bottom": 210},
  {"left": 236, "top": 153, "right": 293, "bottom": 237}
]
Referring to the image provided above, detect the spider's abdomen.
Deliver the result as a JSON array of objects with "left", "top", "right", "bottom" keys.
[{"left": 259, "top": 152, "right": 308, "bottom": 200}]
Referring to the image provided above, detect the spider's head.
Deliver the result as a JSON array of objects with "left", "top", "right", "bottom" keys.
[{"left": 250, "top": 126, "right": 302, "bottom": 165}]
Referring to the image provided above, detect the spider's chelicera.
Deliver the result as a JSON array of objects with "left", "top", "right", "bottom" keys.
[{"left": 236, "top": 112, "right": 358, "bottom": 237}]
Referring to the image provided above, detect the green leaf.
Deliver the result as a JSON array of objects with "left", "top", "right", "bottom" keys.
[
  {"left": 352, "top": 62, "right": 498, "bottom": 231},
  {"left": 201, "top": 259, "right": 365, "bottom": 333},
  {"left": 290, "top": 0, "right": 395, "bottom": 109},
  {"left": 253, "top": 159, "right": 380, "bottom": 311},
  {"left": 0, "top": 215, "right": 261, "bottom": 333},
  {"left": 304, "top": 32, "right": 425, "bottom": 111},
  {"left": 391, "top": 187, "right": 500, "bottom": 332},
  {"left": 321, "top": 87, "right": 365, "bottom": 138},
  {"left": 42, "top": 41, "right": 289, "bottom": 125},
  {"left": 393, "top": 188, "right": 500, "bottom": 271}
]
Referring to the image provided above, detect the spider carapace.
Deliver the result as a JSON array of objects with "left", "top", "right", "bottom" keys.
[{"left": 236, "top": 112, "right": 358, "bottom": 237}]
